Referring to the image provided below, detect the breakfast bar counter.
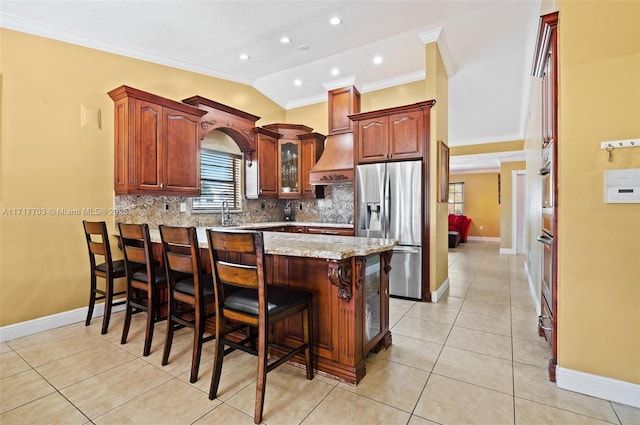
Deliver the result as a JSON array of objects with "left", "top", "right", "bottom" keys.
[{"left": 148, "top": 226, "right": 396, "bottom": 385}]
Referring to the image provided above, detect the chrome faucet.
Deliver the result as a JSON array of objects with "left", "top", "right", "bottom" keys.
[{"left": 221, "top": 200, "right": 229, "bottom": 226}]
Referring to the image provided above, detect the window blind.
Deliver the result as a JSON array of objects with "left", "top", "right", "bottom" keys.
[{"left": 193, "top": 150, "right": 242, "bottom": 211}]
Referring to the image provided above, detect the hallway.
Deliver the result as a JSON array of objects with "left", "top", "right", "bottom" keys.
[{"left": 1, "top": 241, "right": 638, "bottom": 424}]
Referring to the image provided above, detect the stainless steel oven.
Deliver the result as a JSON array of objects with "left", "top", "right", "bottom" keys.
[
  {"left": 537, "top": 233, "right": 553, "bottom": 308},
  {"left": 538, "top": 140, "right": 555, "bottom": 344},
  {"left": 539, "top": 143, "right": 554, "bottom": 236}
]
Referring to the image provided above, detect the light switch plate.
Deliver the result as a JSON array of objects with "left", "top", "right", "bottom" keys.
[{"left": 80, "top": 105, "right": 102, "bottom": 129}]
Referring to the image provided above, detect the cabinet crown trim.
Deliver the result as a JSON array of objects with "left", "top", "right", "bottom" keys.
[
  {"left": 348, "top": 100, "right": 436, "bottom": 122},
  {"left": 108, "top": 86, "right": 207, "bottom": 117}
]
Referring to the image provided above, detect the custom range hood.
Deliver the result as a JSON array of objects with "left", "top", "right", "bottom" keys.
[{"left": 309, "top": 85, "right": 361, "bottom": 185}]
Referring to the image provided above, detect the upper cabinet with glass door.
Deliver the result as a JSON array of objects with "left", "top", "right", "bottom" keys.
[
  {"left": 279, "top": 139, "right": 300, "bottom": 198},
  {"left": 262, "top": 123, "right": 324, "bottom": 199}
]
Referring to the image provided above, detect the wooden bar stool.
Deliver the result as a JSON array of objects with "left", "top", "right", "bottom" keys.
[
  {"left": 206, "top": 228, "right": 314, "bottom": 424},
  {"left": 118, "top": 222, "right": 167, "bottom": 356},
  {"left": 159, "top": 225, "right": 215, "bottom": 383},
  {"left": 82, "top": 220, "right": 127, "bottom": 335}
]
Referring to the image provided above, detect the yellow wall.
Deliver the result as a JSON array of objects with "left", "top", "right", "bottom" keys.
[
  {"left": 285, "top": 102, "right": 328, "bottom": 135},
  {"left": 0, "top": 29, "right": 285, "bottom": 326},
  {"left": 555, "top": 0, "right": 640, "bottom": 384},
  {"left": 361, "top": 80, "right": 427, "bottom": 113},
  {"left": 449, "top": 173, "right": 501, "bottom": 238},
  {"left": 423, "top": 43, "right": 449, "bottom": 296}
]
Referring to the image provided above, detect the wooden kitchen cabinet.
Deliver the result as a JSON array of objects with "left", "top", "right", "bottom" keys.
[
  {"left": 263, "top": 123, "right": 324, "bottom": 199},
  {"left": 278, "top": 138, "right": 301, "bottom": 199},
  {"left": 328, "top": 86, "right": 360, "bottom": 134},
  {"left": 252, "top": 127, "right": 281, "bottom": 198},
  {"left": 350, "top": 103, "right": 434, "bottom": 164},
  {"left": 306, "top": 227, "right": 354, "bottom": 236},
  {"left": 108, "top": 85, "right": 207, "bottom": 196},
  {"left": 299, "top": 132, "right": 326, "bottom": 199}
]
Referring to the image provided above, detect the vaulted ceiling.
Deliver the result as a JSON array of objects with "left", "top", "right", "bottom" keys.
[{"left": 1, "top": 0, "right": 542, "bottom": 172}]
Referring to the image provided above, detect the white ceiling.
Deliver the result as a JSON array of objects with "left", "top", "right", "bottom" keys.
[{"left": 0, "top": 0, "right": 541, "bottom": 173}]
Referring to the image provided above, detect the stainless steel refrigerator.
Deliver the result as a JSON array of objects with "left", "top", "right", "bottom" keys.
[{"left": 356, "top": 160, "right": 423, "bottom": 299}]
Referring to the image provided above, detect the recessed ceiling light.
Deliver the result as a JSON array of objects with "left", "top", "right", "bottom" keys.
[
  {"left": 330, "top": 16, "right": 342, "bottom": 25},
  {"left": 239, "top": 54, "right": 249, "bottom": 60},
  {"left": 373, "top": 55, "right": 383, "bottom": 65},
  {"left": 294, "top": 79, "right": 302, "bottom": 86},
  {"left": 280, "top": 36, "right": 291, "bottom": 44},
  {"left": 331, "top": 68, "right": 340, "bottom": 76}
]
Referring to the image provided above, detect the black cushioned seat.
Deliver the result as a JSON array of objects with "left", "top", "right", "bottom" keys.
[
  {"left": 96, "top": 259, "right": 126, "bottom": 275},
  {"left": 174, "top": 275, "right": 214, "bottom": 297},
  {"left": 225, "top": 286, "right": 312, "bottom": 317},
  {"left": 131, "top": 266, "right": 167, "bottom": 285}
]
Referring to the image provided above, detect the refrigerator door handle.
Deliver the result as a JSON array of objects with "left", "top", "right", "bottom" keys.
[
  {"left": 393, "top": 246, "right": 421, "bottom": 254},
  {"left": 384, "top": 167, "right": 390, "bottom": 237}
]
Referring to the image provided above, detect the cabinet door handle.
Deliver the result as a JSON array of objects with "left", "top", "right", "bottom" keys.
[
  {"left": 160, "top": 182, "right": 164, "bottom": 189},
  {"left": 538, "top": 315, "right": 553, "bottom": 331},
  {"left": 537, "top": 235, "right": 552, "bottom": 246}
]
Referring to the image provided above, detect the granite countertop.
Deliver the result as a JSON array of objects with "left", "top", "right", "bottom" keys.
[{"left": 148, "top": 224, "right": 396, "bottom": 261}]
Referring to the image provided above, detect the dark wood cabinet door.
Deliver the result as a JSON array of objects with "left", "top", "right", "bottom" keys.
[
  {"left": 329, "top": 86, "right": 360, "bottom": 134},
  {"left": 163, "top": 107, "right": 201, "bottom": 195},
  {"left": 306, "top": 227, "right": 354, "bottom": 236},
  {"left": 256, "top": 132, "right": 278, "bottom": 198},
  {"left": 300, "top": 136, "right": 324, "bottom": 199},
  {"left": 358, "top": 117, "right": 388, "bottom": 163},
  {"left": 135, "top": 100, "right": 163, "bottom": 191},
  {"left": 389, "top": 110, "right": 423, "bottom": 160}
]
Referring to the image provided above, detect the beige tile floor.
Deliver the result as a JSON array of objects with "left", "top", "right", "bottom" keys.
[{"left": 1, "top": 240, "right": 639, "bottom": 424}]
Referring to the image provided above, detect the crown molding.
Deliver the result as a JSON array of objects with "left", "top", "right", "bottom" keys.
[{"left": 419, "top": 27, "right": 456, "bottom": 78}]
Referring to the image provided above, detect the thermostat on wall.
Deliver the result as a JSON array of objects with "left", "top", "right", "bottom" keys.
[{"left": 605, "top": 168, "right": 640, "bottom": 203}]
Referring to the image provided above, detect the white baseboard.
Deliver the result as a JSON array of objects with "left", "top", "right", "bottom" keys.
[
  {"left": 466, "top": 236, "right": 501, "bottom": 242},
  {"left": 500, "top": 247, "right": 515, "bottom": 255},
  {"left": 0, "top": 303, "right": 125, "bottom": 343},
  {"left": 431, "top": 277, "right": 450, "bottom": 303},
  {"left": 524, "top": 260, "right": 541, "bottom": 316},
  {"left": 556, "top": 366, "right": 640, "bottom": 408}
]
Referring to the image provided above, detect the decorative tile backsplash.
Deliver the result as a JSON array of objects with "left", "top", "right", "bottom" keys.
[{"left": 115, "top": 184, "right": 354, "bottom": 228}]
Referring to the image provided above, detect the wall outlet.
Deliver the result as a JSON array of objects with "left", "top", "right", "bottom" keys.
[
  {"left": 179, "top": 202, "right": 187, "bottom": 212},
  {"left": 480, "top": 225, "right": 484, "bottom": 230},
  {"left": 164, "top": 204, "right": 169, "bottom": 212}
]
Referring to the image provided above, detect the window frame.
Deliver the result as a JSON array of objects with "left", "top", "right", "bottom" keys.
[
  {"left": 448, "top": 182, "right": 465, "bottom": 215},
  {"left": 192, "top": 149, "right": 243, "bottom": 213}
]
